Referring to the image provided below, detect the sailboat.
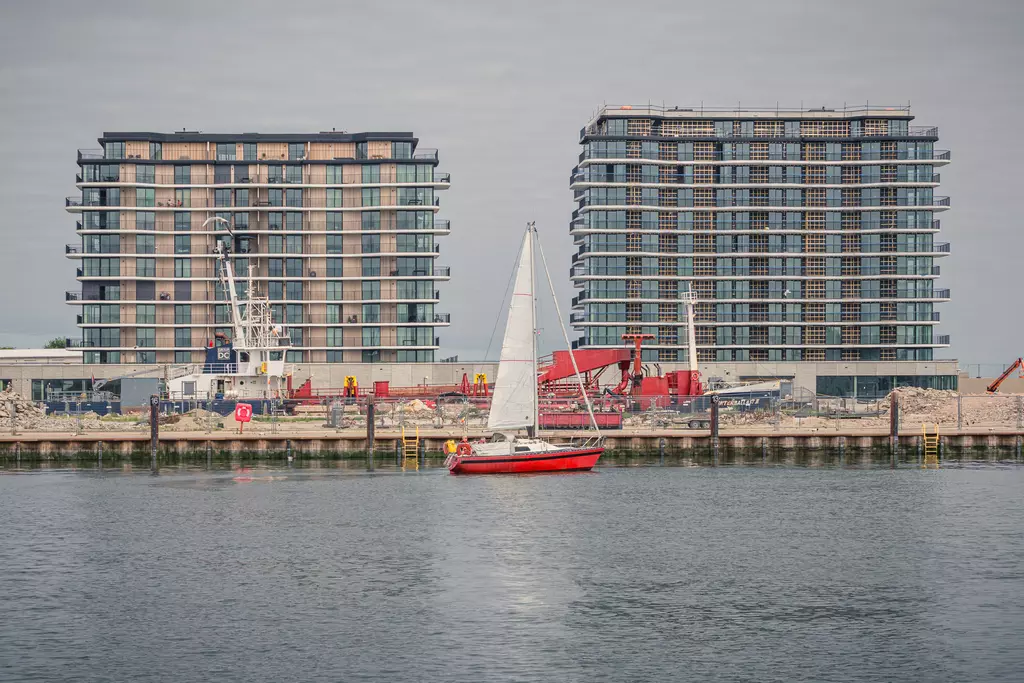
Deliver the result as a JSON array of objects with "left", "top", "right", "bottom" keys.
[{"left": 445, "top": 223, "right": 604, "bottom": 474}]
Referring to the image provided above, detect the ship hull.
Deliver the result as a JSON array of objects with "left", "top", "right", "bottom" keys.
[{"left": 447, "top": 448, "right": 602, "bottom": 475}]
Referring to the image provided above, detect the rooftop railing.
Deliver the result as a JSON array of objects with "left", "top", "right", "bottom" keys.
[{"left": 76, "top": 169, "right": 451, "bottom": 186}]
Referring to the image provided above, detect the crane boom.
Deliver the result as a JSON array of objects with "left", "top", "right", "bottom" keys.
[{"left": 987, "top": 358, "right": 1023, "bottom": 393}]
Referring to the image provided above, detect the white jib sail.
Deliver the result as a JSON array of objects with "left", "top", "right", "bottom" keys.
[{"left": 487, "top": 229, "right": 536, "bottom": 431}]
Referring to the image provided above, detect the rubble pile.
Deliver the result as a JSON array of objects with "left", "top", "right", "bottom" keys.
[{"left": 0, "top": 388, "right": 48, "bottom": 429}]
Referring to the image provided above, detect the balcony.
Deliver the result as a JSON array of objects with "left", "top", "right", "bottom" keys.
[
  {"left": 935, "top": 242, "right": 951, "bottom": 252},
  {"left": 934, "top": 289, "right": 951, "bottom": 298},
  {"left": 934, "top": 196, "right": 951, "bottom": 207},
  {"left": 77, "top": 149, "right": 105, "bottom": 161},
  {"left": 65, "top": 244, "right": 82, "bottom": 254},
  {"left": 413, "top": 148, "right": 438, "bottom": 161},
  {"left": 935, "top": 335, "right": 951, "bottom": 345}
]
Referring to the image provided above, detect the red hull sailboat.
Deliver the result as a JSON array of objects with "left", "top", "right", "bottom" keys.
[{"left": 446, "top": 223, "right": 604, "bottom": 475}]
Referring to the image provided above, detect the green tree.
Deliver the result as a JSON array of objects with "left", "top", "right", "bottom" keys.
[{"left": 44, "top": 337, "right": 67, "bottom": 349}]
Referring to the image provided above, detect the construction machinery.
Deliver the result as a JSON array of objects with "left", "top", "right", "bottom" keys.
[
  {"left": 986, "top": 358, "right": 1024, "bottom": 393},
  {"left": 164, "top": 217, "right": 292, "bottom": 411}
]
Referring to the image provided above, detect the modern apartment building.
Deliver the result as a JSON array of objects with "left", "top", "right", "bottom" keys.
[
  {"left": 569, "top": 105, "right": 950, "bottom": 364},
  {"left": 66, "top": 131, "right": 451, "bottom": 365}
]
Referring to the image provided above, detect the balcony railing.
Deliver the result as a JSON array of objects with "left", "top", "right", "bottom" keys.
[
  {"left": 935, "top": 335, "right": 951, "bottom": 345},
  {"left": 77, "top": 149, "right": 105, "bottom": 160},
  {"left": 77, "top": 169, "right": 452, "bottom": 187},
  {"left": 580, "top": 149, "right": 953, "bottom": 163},
  {"left": 935, "top": 242, "right": 951, "bottom": 252}
]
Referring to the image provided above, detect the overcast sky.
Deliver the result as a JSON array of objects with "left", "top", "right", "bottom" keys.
[{"left": 0, "top": 0, "right": 1021, "bottom": 367}]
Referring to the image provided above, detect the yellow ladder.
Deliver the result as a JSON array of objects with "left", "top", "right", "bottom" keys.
[
  {"left": 922, "top": 423, "right": 939, "bottom": 468},
  {"left": 402, "top": 426, "right": 420, "bottom": 471}
]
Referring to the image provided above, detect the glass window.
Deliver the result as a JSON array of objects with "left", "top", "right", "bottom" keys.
[
  {"left": 326, "top": 281, "right": 343, "bottom": 300},
  {"left": 174, "top": 212, "right": 190, "bottom": 231},
  {"left": 285, "top": 165, "right": 303, "bottom": 183},
  {"left": 136, "top": 165, "right": 155, "bottom": 183},
  {"left": 136, "top": 258, "right": 156, "bottom": 277},
  {"left": 174, "top": 351, "right": 191, "bottom": 363},
  {"left": 216, "top": 143, "right": 236, "bottom": 161},
  {"left": 135, "top": 234, "right": 155, "bottom": 254},
  {"left": 392, "top": 142, "right": 412, "bottom": 159},
  {"left": 362, "top": 257, "right": 380, "bottom": 276},
  {"left": 327, "top": 189, "right": 343, "bottom": 208},
  {"left": 268, "top": 235, "right": 284, "bottom": 254},
  {"left": 174, "top": 235, "right": 191, "bottom": 254},
  {"left": 137, "top": 211, "right": 155, "bottom": 230},
  {"left": 174, "top": 328, "right": 191, "bottom": 347},
  {"left": 174, "top": 304, "right": 191, "bottom": 324},
  {"left": 361, "top": 234, "right": 380, "bottom": 254},
  {"left": 326, "top": 165, "right": 344, "bottom": 184},
  {"left": 355, "top": 142, "right": 367, "bottom": 159},
  {"left": 214, "top": 189, "right": 232, "bottom": 207},
  {"left": 285, "top": 189, "right": 303, "bottom": 207},
  {"left": 174, "top": 188, "right": 190, "bottom": 207},
  {"left": 268, "top": 165, "right": 283, "bottom": 183},
  {"left": 285, "top": 281, "right": 303, "bottom": 300},
  {"left": 362, "top": 211, "right": 380, "bottom": 230},
  {"left": 104, "top": 141, "right": 125, "bottom": 159},
  {"left": 285, "top": 212, "right": 302, "bottom": 230},
  {"left": 174, "top": 258, "right": 191, "bottom": 278},
  {"left": 136, "top": 351, "right": 156, "bottom": 364},
  {"left": 136, "top": 327, "right": 156, "bottom": 348},
  {"left": 136, "top": 188, "right": 155, "bottom": 207},
  {"left": 285, "top": 235, "right": 302, "bottom": 253},
  {"left": 326, "top": 258, "right": 343, "bottom": 277},
  {"left": 326, "top": 235, "right": 343, "bottom": 254},
  {"left": 242, "top": 143, "right": 257, "bottom": 161},
  {"left": 361, "top": 281, "right": 380, "bottom": 300},
  {"left": 268, "top": 258, "right": 284, "bottom": 277},
  {"left": 361, "top": 303, "right": 380, "bottom": 322},
  {"left": 361, "top": 165, "right": 380, "bottom": 183},
  {"left": 326, "top": 328, "right": 345, "bottom": 347},
  {"left": 361, "top": 327, "right": 381, "bottom": 346},
  {"left": 327, "top": 213, "right": 343, "bottom": 231},
  {"left": 361, "top": 188, "right": 380, "bottom": 207},
  {"left": 174, "top": 166, "right": 190, "bottom": 184},
  {"left": 285, "top": 258, "right": 303, "bottom": 277},
  {"left": 288, "top": 143, "right": 306, "bottom": 160},
  {"left": 136, "top": 304, "right": 155, "bottom": 324},
  {"left": 149, "top": 142, "right": 162, "bottom": 161},
  {"left": 362, "top": 350, "right": 380, "bottom": 363}
]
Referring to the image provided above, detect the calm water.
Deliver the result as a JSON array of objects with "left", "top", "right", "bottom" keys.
[{"left": 1, "top": 464, "right": 1023, "bottom": 682}]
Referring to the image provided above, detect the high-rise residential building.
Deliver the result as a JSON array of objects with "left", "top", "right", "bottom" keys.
[
  {"left": 570, "top": 105, "right": 950, "bottom": 364},
  {"left": 66, "top": 132, "right": 451, "bottom": 365}
]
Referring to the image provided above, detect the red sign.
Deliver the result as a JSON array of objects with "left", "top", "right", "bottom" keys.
[{"left": 234, "top": 403, "right": 253, "bottom": 423}]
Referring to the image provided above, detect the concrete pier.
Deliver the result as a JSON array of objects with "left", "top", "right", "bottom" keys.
[{"left": 2, "top": 428, "right": 1024, "bottom": 462}]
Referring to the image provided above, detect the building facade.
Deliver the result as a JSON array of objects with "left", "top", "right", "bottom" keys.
[
  {"left": 570, "top": 105, "right": 950, "bottom": 364},
  {"left": 67, "top": 132, "right": 451, "bottom": 364}
]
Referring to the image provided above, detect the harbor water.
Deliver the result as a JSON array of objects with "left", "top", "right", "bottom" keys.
[{"left": 1, "top": 464, "right": 1022, "bottom": 682}]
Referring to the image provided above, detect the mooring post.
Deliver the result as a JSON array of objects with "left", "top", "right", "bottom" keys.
[
  {"left": 659, "top": 437, "right": 665, "bottom": 466},
  {"left": 395, "top": 439, "right": 401, "bottom": 467},
  {"left": 890, "top": 392, "right": 899, "bottom": 452},
  {"left": 419, "top": 437, "right": 426, "bottom": 469},
  {"left": 710, "top": 395, "right": 720, "bottom": 465},
  {"left": 762, "top": 437, "right": 768, "bottom": 464},
  {"left": 1017, "top": 435, "right": 1021, "bottom": 462},
  {"left": 286, "top": 439, "right": 293, "bottom": 465},
  {"left": 939, "top": 436, "right": 945, "bottom": 462},
  {"left": 838, "top": 436, "right": 845, "bottom": 466},
  {"left": 149, "top": 395, "right": 159, "bottom": 474},
  {"left": 15, "top": 442, "right": 20, "bottom": 468},
  {"left": 97, "top": 440, "right": 103, "bottom": 469},
  {"left": 917, "top": 437, "right": 923, "bottom": 466},
  {"left": 206, "top": 442, "right": 212, "bottom": 469},
  {"left": 366, "top": 401, "right": 375, "bottom": 471}
]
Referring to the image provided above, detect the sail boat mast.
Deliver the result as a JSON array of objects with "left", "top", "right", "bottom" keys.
[{"left": 528, "top": 222, "right": 540, "bottom": 436}]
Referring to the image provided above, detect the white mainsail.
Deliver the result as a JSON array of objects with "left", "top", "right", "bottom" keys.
[{"left": 487, "top": 228, "right": 536, "bottom": 431}]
